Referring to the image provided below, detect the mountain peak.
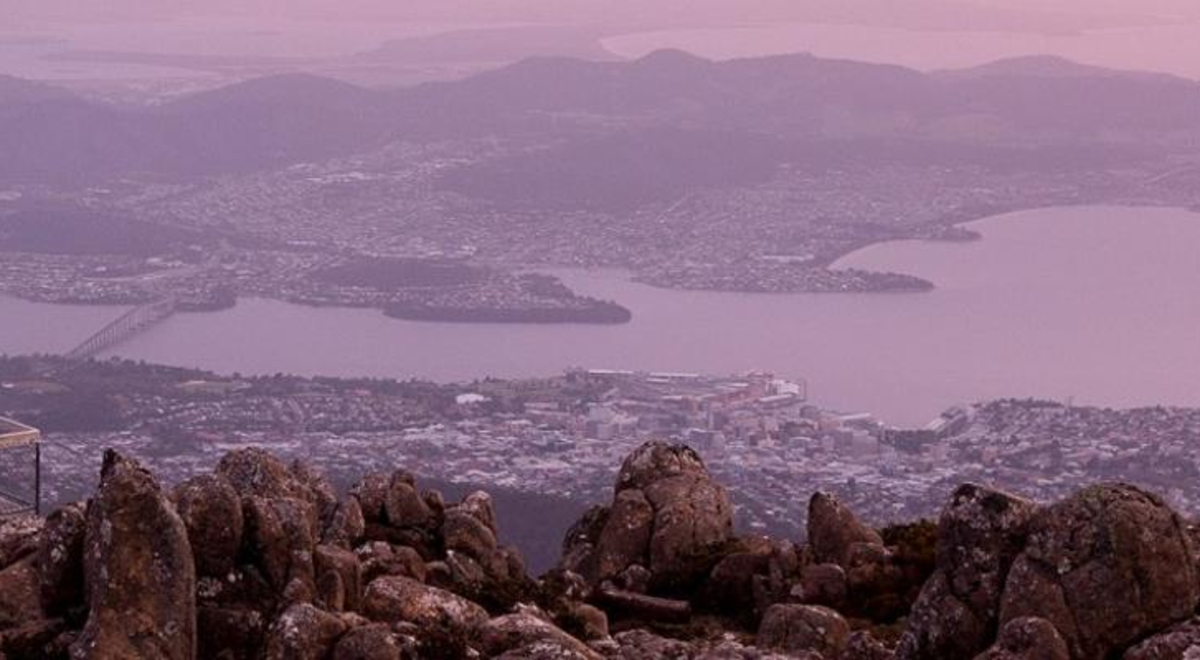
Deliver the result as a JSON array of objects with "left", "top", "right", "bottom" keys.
[{"left": 938, "top": 54, "right": 1189, "bottom": 83}]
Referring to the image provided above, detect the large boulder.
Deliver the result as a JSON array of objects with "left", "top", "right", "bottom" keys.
[
  {"left": 0, "top": 515, "right": 43, "bottom": 568},
  {"left": 331, "top": 624, "right": 404, "bottom": 660},
  {"left": 459, "top": 491, "right": 498, "bottom": 536},
  {"left": 807, "top": 492, "right": 883, "bottom": 568},
  {"left": 383, "top": 472, "right": 432, "bottom": 529},
  {"left": 972, "top": 617, "right": 1069, "bottom": 660},
  {"left": 216, "top": 448, "right": 312, "bottom": 502},
  {"left": 572, "top": 442, "right": 733, "bottom": 592},
  {"left": 615, "top": 442, "right": 709, "bottom": 493},
  {"left": 323, "top": 498, "right": 366, "bottom": 549},
  {"left": 36, "top": 502, "right": 86, "bottom": 617},
  {"left": 362, "top": 575, "right": 488, "bottom": 635},
  {"left": 643, "top": 472, "right": 733, "bottom": 588},
  {"left": 264, "top": 602, "right": 348, "bottom": 660},
  {"left": 998, "top": 484, "right": 1199, "bottom": 660},
  {"left": 590, "top": 489, "right": 654, "bottom": 583},
  {"left": 1122, "top": 616, "right": 1200, "bottom": 660},
  {"left": 442, "top": 510, "right": 498, "bottom": 562},
  {"left": 242, "top": 495, "right": 317, "bottom": 596},
  {"left": 315, "top": 544, "right": 363, "bottom": 612},
  {"left": 0, "top": 557, "right": 42, "bottom": 630},
  {"left": 478, "top": 612, "right": 600, "bottom": 659},
  {"left": 756, "top": 603, "right": 850, "bottom": 657},
  {"left": 897, "top": 484, "right": 1038, "bottom": 660},
  {"left": 71, "top": 450, "right": 196, "bottom": 660},
  {"left": 174, "top": 474, "right": 244, "bottom": 578},
  {"left": 350, "top": 474, "right": 390, "bottom": 523},
  {"left": 198, "top": 605, "right": 267, "bottom": 660}
]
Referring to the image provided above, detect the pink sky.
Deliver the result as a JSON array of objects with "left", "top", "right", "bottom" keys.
[
  {"left": 3, "top": 0, "right": 1199, "bottom": 26},
  {"left": 3, "top": 1, "right": 1199, "bottom": 79}
]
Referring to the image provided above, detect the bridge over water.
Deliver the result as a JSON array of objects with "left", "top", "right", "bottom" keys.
[{"left": 65, "top": 297, "right": 177, "bottom": 360}]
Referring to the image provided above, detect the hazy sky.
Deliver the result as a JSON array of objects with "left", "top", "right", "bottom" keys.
[
  {"left": 4, "top": 0, "right": 1200, "bottom": 80},
  {"left": 4, "top": 0, "right": 1200, "bottom": 27}
]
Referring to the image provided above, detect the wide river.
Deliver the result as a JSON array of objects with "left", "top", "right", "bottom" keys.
[{"left": 3, "top": 205, "right": 1199, "bottom": 426}]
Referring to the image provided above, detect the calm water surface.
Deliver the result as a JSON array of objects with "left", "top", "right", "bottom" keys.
[{"left": 3, "top": 206, "right": 1199, "bottom": 426}]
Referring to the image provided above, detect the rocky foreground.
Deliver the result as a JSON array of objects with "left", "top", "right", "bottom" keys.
[{"left": 2, "top": 442, "right": 1200, "bottom": 659}]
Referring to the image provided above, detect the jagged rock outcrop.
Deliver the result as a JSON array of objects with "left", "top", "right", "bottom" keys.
[
  {"left": 1122, "top": 616, "right": 1200, "bottom": 660},
  {"left": 330, "top": 624, "right": 406, "bottom": 660},
  {"left": 72, "top": 450, "right": 196, "bottom": 660},
  {"left": 808, "top": 492, "right": 884, "bottom": 568},
  {"left": 757, "top": 603, "right": 850, "bottom": 657},
  {"left": 174, "top": 473, "right": 244, "bottom": 578},
  {"left": 997, "top": 484, "right": 1199, "bottom": 660},
  {"left": 897, "top": 484, "right": 1038, "bottom": 660},
  {"left": 973, "top": 617, "right": 1070, "bottom": 660},
  {"left": 362, "top": 575, "right": 489, "bottom": 635},
  {"left": 35, "top": 503, "right": 85, "bottom": 617},
  {"left": 264, "top": 602, "right": 348, "bottom": 660},
  {"left": 564, "top": 442, "right": 734, "bottom": 596},
  {"left": 8, "top": 441, "right": 1200, "bottom": 660}
]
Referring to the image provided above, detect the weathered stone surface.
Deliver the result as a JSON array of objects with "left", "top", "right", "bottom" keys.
[
  {"left": 561, "top": 504, "right": 609, "bottom": 575},
  {"left": 798, "top": 563, "right": 848, "bottom": 609},
  {"left": 559, "top": 602, "right": 609, "bottom": 642},
  {"left": 459, "top": 491, "right": 498, "bottom": 535},
  {"left": 615, "top": 442, "right": 709, "bottom": 493},
  {"left": 362, "top": 575, "right": 488, "bottom": 634},
  {"left": 0, "top": 557, "right": 42, "bottom": 630},
  {"left": 597, "top": 583, "right": 692, "bottom": 623},
  {"left": 973, "top": 617, "right": 1069, "bottom": 660},
  {"left": 264, "top": 602, "right": 347, "bottom": 660},
  {"left": 323, "top": 498, "right": 366, "bottom": 549},
  {"left": 0, "top": 515, "right": 43, "bottom": 568},
  {"left": 198, "top": 606, "right": 267, "bottom": 660},
  {"left": 998, "top": 484, "right": 1199, "bottom": 660},
  {"left": 566, "top": 442, "right": 733, "bottom": 593},
  {"left": 290, "top": 460, "right": 339, "bottom": 528},
  {"left": 1122, "top": 616, "right": 1200, "bottom": 660},
  {"left": 315, "top": 544, "right": 362, "bottom": 612},
  {"left": 842, "top": 631, "right": 893, "bottom": 660},
  {"left": 704, "top": 551, "right": 769, "bottom": 614},
  {"left": 442, "top": 509, "right": 498, "bottom": 562},
  {"left": 331, "top": 624, "right": 402, "bottom": 660},
  {"left": 610, "top": 629, "right": 696, "bottom": 659},
  {"left": 36, "top": 502, "right": 86, "bottom": 616},
  {"left": 478, "top": 613, "right": 600, "bottom": 659},
  {"left": 756, "top": 603, "right": 850, "bottom": 657},
  {"left": 898, "top": 484, "right": 1038, "bottom": 660},
  {"left": 217, "top": 448, "right": 311, "bottom": 502},
  {"left": 495, "top": 641, "right": 596, "bottom": 660},
  {"left": 357, "top": 542, "right": 426, "bottom": 585},
  {"left": 242, "top": 495, "right": 317, "bottom": 596},
  {"left": 642, "top": 474, "right": 733, "bottom": 589},
  {"left": 591, "top": 489, "right": 654, "bottom": 582},
  {"left": 71, "top": 450, "right": 196, "bottom": 660},
  {"left": 174, "top": 474, "right": 244, "bottom": 578},
  {"left": 807, "top": 492, "right": 883, "bottom": 568},
  {"left": 350, "top": 474, "right": 390, "bottom": 523},
  {"left": 0, "top": 617, "right": 72, "bottom": 660},
  {"left": 384, "top": 474, "right": 431, "bottom": 529}
]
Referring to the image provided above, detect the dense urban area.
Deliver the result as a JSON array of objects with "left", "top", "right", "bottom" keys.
[
  {"left": 5, "top": 49, "right": 1200, "bottom": 325},
  {"left": 5, "top": 355, "right": 1200, "bottom": 568}
]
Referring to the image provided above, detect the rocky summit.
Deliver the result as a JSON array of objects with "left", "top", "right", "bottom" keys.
[{"left": 3, "top": 441, "right": 1200, "bottom": 659}]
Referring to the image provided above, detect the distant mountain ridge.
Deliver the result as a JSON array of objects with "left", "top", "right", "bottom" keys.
[{"left": 1, "top": 50, "right": 1198, "bottom": 184}]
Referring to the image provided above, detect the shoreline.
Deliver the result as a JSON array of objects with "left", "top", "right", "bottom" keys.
[{"left": 4, "top": 203, "right": 1193, "bottom": 317}]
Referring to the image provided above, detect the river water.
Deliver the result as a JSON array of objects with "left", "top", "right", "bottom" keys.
[{"left": 3, "top": 205, "right": 1199, "bottom": 426}]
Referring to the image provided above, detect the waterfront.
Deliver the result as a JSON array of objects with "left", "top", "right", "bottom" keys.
[{"left": 3, "top": 206, "right": 1199, "bottom": 426}]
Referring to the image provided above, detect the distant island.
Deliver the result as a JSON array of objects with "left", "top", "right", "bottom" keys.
[{"left": 385, "top": 297, "right": 632, "bottom": 324}]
